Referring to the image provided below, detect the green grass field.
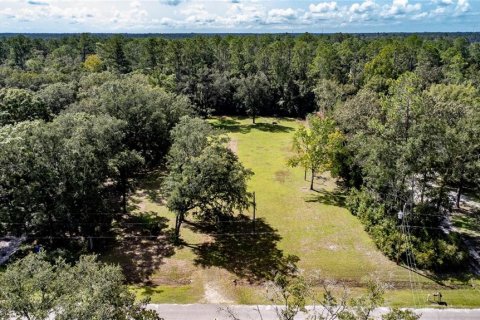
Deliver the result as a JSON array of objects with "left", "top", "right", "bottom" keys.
[{"left": 123, "top": 116, "right": 480, "bottom": 307}]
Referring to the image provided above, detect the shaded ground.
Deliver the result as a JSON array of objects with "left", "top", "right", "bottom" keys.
[
  {"left": 212, "top": 117, "right": 294, "bottom": 134},
  {"left": 103, "top": 212, "right": 175, "bottom": 284},
  {"left": 451, "top": 199, "right": 480, "bottom": 275},
  {"left": 306, "top": 188, "right": 347, "bottom": 207},
  {"left": 184, "top": 215, "right": 298, "bottom": 282}
]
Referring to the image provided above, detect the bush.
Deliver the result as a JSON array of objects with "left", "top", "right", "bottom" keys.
[{"left": 346, "top": 188, "right": 467, "bottom": 270}]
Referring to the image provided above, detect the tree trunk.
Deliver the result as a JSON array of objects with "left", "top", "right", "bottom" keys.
[
  {"left": 310, "top": 168, "right": 315, "bottom": 191},
  {"left": 304, "top": 168, "right": 307, "bottom": 181},
  {"left": 174, "top": 212, "right": 184, "bottom": 241},
  {"left": 252, "top": 113, "right": 256, "bottom": 124},
  {"left": 456, "top": 184, "right": 463, "bottom": 209},
  {"left": 436, "top": 180, "right": 445, "bottom": 211}
]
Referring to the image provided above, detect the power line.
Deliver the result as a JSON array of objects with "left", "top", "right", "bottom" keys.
[{"left": 401, "top": 210, "right": 419, "bottom": 307}]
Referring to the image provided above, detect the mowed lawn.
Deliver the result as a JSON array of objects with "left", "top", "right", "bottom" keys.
[{"left": 126, "top": 116, "right": 480, "bottom": 307}]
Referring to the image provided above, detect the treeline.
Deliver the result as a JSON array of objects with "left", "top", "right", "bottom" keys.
[{"left": 1, "top": 33, "right": 480, "bottom": 119}]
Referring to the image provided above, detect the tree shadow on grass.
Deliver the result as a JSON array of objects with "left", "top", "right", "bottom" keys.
[
  {"left": 184, "top": 214, "right": 298, "bottom": 283},
  {"left": 398, "top": 264, "right": 455, "bottom": 289},
  {"left": 306, "top": 188, "right": 347, "bottom": 207},
  {"left": 137, "top": 285, "right": 164, "bottom": 296},
  {"left": 398, "top": 263, "right": 480, "bottom": 291},
  {"left": 132, "top": 169, "right": 168, "bottom": 205},
  {"left": 104, "top": 212, "right": 175, "bottom": 284},
  {"left": 252, "top": 123, "right": 294, "bottom": 133},
  {"left": 212, "top": 118, "right": 251, "bottom": 134},
  {"left": 212, "top": 117, "right": 294, "bottom": 135}
]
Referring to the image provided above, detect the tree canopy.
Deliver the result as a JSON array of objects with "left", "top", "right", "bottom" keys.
[
  {"left": 0, "top": 252, "right": 161, "bottom": 320},
  {"left": 164, "top": 117, "right": 252, "bottom": 239}
]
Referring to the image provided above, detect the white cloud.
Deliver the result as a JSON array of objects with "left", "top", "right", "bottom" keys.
[
  {"left": 382, "top": 0, "right": 422, "bottom": 18},
  {"left": 266, "top": 8, "right": 299, "bottom": 24},
  {"left": 0, "top": 0, "right": 475, "bottom": 32},
  {"left": 130, "top": 1, "right": 141, "bottom": 9},
  {"left": 349, "top": 0, "right": 376, "bottom": 14},
  {"left": 223, "top": 3, "right": 265, "bottom": 26},
  {"left": 432, "top": 6, "right": 447, "bottom": 15},
  {"left": 309, "top": 2, "right": 337, "bottom": 13},
  {"left": 456, "top": 0, "right": 470, "bottom": 14}
]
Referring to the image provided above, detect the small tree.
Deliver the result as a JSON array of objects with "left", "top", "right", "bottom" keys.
[
  {"left": 288, "top": 115, "right": 344, "bottom": 190},
  {"left": 234, "top": 72, "right": 271, "bottom": 124},
  {"left": 267, "top": 274, "right": 309, "bottom": 320},
  {"left": 347, "top": 278, "right": 386, "bottom": 320},
  {"left": 287, "top": 125, "right": 311, "bottom": 182},
  {"left": 83, "top": 54, "right": 103, "bottom": 72}
]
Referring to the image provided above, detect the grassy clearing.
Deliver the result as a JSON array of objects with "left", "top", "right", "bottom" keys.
[
  {"left": 117, "top": 116, "right": 480, "bottom": 307},
  {"left": 214, "top": 117, "right": 419, "bottom": 282}
]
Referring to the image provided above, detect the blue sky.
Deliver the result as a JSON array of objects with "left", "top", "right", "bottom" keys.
[{"left": 0, "top": 0, "right": 478, "bottom": 33}]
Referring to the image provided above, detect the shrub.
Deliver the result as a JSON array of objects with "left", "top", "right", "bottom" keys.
[{"left": 346, "top": 188, "right": 467, "bottom": 270}]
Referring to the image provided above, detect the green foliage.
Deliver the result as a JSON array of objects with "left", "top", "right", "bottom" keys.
[
  {"left": 97, "top": 35, "right": 131, "bottom": 74},
  {"left": 6, "top": 35, "right": 32, "bottom": 69},
  {"left": 164, "top": 117, "right": 252, "bottom": 238},
  {"left": 288, "top": 115, "right": 345, "bottom": 190},
  {"left": 381, "top": 308, "right": 420, "bottom": 320},
  {"left": 339, "top": 70, "right": 479, "bottom": 270},
  {"left": 35, "top": 82, "right": 77, "bottom": 115},
  {"left": 72, "top": 74, "right": 193, "bottom": 163},
  {"left": 0, "top": 252, "right": 162, "bottom": 320},
  {"left": 0, "top": 113, "right": 127, "bottom": 240},
  {"left": 234, "top": 72, "right": 271, "bottom": 123},
  {"left": 83, "top": 54, "right": 103, "bottom": 72},
  {"left": 346, "top": 189, "right": 466, "bottom": 270},
  {"left": 0, "top": 88, "right": 48, "bottom": 125},
  {"left": 313, "top": 79, "right": 344, "bottom": 114},
  {"left": 346, "top": 278, "right": 386, "bottom": 320},
  {"left": 267, "top": 274, "right": 308, "bottom": 320},
  {"left": 1, "top": 33, "right": 479, "bottom": 119},
  {"left": 167, "top": 116, "right": 214, "bottom": 168},
  {"left": 149, "top": 71, "right": 176, "bottom": 92},
  {"left": 268, "top": 274, "right": 417, "bottom": 320}
]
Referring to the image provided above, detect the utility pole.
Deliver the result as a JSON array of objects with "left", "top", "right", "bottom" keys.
[{"left": 252, "top": 192, "right": 256, "bottom": 235}]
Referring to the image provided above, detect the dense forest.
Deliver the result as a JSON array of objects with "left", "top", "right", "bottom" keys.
[{"left": 0, "top": 33, "right": 479, "bottom": 271}]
